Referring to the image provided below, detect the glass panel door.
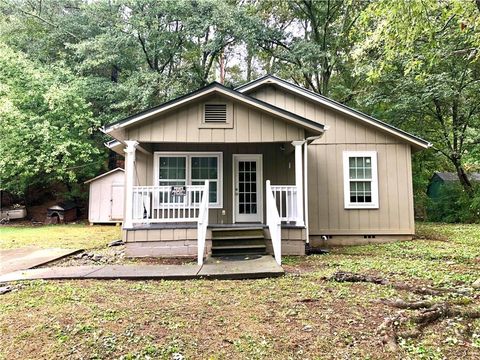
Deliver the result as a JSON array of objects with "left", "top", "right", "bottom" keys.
[{"left": 234, "top": 155, "right": 262, "bottom": 223}]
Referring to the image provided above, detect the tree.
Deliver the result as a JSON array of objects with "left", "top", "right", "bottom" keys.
[
  {"left": 255, "top": 0, "right": 369, "bottom": 101},
  {"left": 0, "top": 43, "right": 103, "bottom": 195},
  {"left": 354, "top": 0, "right": 480, "bottom": 192}
]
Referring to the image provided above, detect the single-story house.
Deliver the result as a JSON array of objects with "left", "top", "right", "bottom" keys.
[
  {"left": 102, "top": 75, "right": 431, "bottom": 265},
  {"left": 427, "top": 172, "right": 480, "bottom": 199}
]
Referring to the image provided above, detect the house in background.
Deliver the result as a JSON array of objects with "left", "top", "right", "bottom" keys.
[
  {"left": 427, "top": 172, "right": 480, "bottom": 200},
  {"left": 102, "top": 75, "right": 430, "bottom": 265}
]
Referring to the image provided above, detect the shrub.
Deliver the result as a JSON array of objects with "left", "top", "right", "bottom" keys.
[{"left": 427, "top": 182, "right": 480, "bottom": 223}]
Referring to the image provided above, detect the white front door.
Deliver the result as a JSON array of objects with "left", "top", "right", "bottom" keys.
[{"left": 233, "top": 154, "right": 263, "bottom": 223}]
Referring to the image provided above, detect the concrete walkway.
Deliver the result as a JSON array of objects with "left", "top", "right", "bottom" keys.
[
  {"left": 0, "top": 248, "right": 82, "bottom": 276},
  {"left": 0, "top": 255, "right": 284, "bottom": 282}
]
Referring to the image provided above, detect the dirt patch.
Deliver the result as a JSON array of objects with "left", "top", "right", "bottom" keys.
[{"left": 37, "top": 245, "right": 196, "bottom": 268}]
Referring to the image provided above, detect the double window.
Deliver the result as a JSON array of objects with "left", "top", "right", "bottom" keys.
[
  {"left": 154, "top": 152, "right": 222, "bottom": 207},
  {"left": 343, "top": 151, "right": 379, "bottom": 209}
]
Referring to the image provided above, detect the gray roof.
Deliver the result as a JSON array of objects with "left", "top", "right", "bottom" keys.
[{"left": 435, "top": 172, "right": 480, "bottom": 182}]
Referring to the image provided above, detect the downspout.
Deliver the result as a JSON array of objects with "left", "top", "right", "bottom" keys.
[{"left": 304, "top": 136, "right": 322, "bottom": 244}]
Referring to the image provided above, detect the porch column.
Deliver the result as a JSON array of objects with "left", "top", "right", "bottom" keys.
[
  {"left": 292, "top": 141, "right": 305, "bottom": 226},
  {"left": 123, "top": 140, "right": 138, "bottom": 229}
]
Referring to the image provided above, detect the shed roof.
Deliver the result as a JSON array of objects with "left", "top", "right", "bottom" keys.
[
  {"left": 434, "top": 172, "right": 480, "bottom": 182},
  {"left": 84, "top": 168, "right": 124, "bottom": 184}
]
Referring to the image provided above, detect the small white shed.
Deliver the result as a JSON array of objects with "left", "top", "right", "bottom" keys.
[{"left": 85, "top": 168, "right": 125, "bottom": 224}]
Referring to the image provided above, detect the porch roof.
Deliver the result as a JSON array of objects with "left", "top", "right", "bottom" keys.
[{"left": 102, "top": 81, "right": 325, "bottom": 137}]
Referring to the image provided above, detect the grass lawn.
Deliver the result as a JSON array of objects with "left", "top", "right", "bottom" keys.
[
  {"left": 0, "top": 224, "right": 121, "bottom": 250},
  {"left": 1, "top": 223, "right": 480, "bottom": 359}
]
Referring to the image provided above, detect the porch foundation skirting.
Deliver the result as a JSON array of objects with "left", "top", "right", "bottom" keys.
[{"left": 123, "top": 227, "right": 307, "bottom": 258}]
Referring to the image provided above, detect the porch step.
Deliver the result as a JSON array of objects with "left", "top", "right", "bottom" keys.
[
  {"left": 212, "top": 235, "right": 264, "bottom": 241},
  {"left": 210, "top": 226, "right": 267, "bottom": 257},
  {"left": 211, "top": 227, "right": 264, "bottom": 239}
]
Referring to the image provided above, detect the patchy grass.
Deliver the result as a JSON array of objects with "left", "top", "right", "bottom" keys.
[
  {"left": 0, "top": 224, "right": 121, "bottom": 250},
  {"left": 0, "top": 223, "right": 479, "bottom": 359}
]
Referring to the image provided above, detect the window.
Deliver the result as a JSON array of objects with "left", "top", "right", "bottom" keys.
[
  {"left": 154, "top": 152, "right": 222, "bottom": 207},
  {"left": 343, "top": 151, "right": 378, "bottom": 209}
]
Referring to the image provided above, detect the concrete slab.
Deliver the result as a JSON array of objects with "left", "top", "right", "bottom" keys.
[
  {"left": 84, "top": 264, "right": 201, "bottom": 280},
  {"left": 199, "top": 255, "right": 284, "bottom": 279},
  {"left": 0, "top": 255, "right": 284, "bottom": 282},
  {"left": 0, "top": 247, "right": 82, "bottom": 275},
  {"left": 0, "top": 265, "right": 104, "bottom": 282}
]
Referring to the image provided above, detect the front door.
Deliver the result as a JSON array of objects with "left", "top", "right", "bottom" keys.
[{"left": 233, "top": 154, "right": 263, "bottom": 223}]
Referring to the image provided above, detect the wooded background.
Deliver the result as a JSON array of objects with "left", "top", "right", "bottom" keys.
[{"left": 0, "top": 0, "right": 479, "bottom": 220}]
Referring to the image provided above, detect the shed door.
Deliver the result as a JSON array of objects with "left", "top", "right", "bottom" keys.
[{"left": 110, "top": 183, "right": 124, "bottom": 220}]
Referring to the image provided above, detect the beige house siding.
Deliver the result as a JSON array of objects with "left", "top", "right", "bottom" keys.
[
  {"left": 126, "top": 94, "right": 305, "bottom": 143},
  {"left": 307, "top": 143, "right": 414, "bottom": 235},
  {"left": 249, "top": 84, "right": 415, "bottom": 236}
]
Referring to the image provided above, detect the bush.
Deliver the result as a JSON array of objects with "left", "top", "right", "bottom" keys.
[{"left": 427, "top": 183, "right": 480, "bottom": 223}]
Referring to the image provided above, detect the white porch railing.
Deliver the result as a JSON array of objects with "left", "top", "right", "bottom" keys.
[
  {"left": 197, "top": 181, "right": 209, "bottom": 266},
  {"left": 132, "top": 185, "right": 206, "bottom": 223},
  {"left": 266, "top": 180, "right": 282, "bottom": 265},
  {"left": 270, "top": 185, "right": 298, "bottom": 223},
  {"left": 130, "top": 182, "right": 209, "bottom": 266}
]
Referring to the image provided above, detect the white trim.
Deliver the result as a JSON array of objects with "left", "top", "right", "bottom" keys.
[
  {"left": 238, "top": 76, "right": 431, "bottom": 150},
  {"left": 292, "top": 141, "right": 305, "bottom": 226},
  {"left": 153, "top": 151, "right": 223, "bottom": 208},
  {"left": 342, "top": 151, "right": 379, "bottom": 209},
  {"left": 124, "top": 140, "right": 138, "bottom": 228},
  {"left": 103, "top": 84, "right": 324, "bottom": 135},
  {"left": 232, "top": 154, "right": 264, "bottom": 223}
]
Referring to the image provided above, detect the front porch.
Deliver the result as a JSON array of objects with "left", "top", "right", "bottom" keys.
[{"left": 121, "top": 141, "right": 310, "bottom": 264}]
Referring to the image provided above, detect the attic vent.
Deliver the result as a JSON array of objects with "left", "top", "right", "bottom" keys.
[{"left": 204, "top": 104, "right": 227, "bottom": 122}]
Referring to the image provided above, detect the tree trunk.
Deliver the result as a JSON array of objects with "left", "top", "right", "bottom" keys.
[{"left": 452, "top": 159, "right": 473, "bottom": 193}]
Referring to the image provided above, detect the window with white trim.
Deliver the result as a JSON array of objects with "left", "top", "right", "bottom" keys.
[
  {"left": 154, "top": 152, "right": 222, "bottom": 207},
  {"left": 343, "top": 151, "right": 379, "bottom": 209}
]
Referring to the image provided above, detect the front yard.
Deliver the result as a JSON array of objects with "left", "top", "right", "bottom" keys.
[{"left": 0, "top": 223, "right": 479, "bottom": 359}]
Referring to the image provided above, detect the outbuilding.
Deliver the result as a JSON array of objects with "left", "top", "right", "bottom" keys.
[
  {"left": 427, "top": 172, "right": 480, "bottom": 200},
  {"left": 85, "top": 168, "right": 125, "bottom": 224}
]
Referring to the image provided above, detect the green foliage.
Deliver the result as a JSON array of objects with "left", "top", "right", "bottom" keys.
[
  {"left": 0, "top": 43, "right": 104, "bottom": 194},
  {"left": 427, "top": 182, "right": 480, "bottom": 223},
  {"left": 0, "top": 0, "right": 479, "bottom": 209},
  {"left": 354, "top": 0, "right": 480, "bottom": 193}
]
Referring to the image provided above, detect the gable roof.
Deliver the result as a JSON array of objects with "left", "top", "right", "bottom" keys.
[
  {"left": 236, "top": 75, "right": 431, "bottom": 150},
  {"left": 84, "top": 168, "right": 124, "bottom": 184},
  {"left": 433, "top": 172, "right": 480, "bottom": 182},
  {"left": 103, "top": 81, "right": 324, "bottom": 135}
]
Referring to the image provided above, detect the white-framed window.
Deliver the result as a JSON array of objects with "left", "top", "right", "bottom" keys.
[
  {"left": 343, "top": 151, "right": 379, "bottom": 209},
  {"left": 153, "top": 152, "right": 223, "bottom": 208}
]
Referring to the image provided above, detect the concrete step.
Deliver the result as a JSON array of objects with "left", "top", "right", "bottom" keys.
[
  {"left": 211, "top": 245, "right": 267, "bottom": 257},
  {"left": 211, "top": 228, "right": 264, "bottom": 239},
  {"left": 212, "top": 239, "right": 265, "bottom": 247},
  {"left": 212, "top": 235, "right": 264, "bottom": 241}
]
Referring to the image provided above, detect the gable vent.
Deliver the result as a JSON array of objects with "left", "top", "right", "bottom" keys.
[{"left": 204, "top": 104, "right": 227, "bottom": 122}]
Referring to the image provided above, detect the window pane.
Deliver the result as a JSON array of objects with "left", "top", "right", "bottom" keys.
[
  {"left": 348, "top": 156, "right": 373, "bottom": 180},
  {"left": 349, "top": 180, "right": 372, "bottom": 203},
  {"left": 365, "top": 168, "right": 372, "bottom": 179},
  {"left": 209, "top": 182, "right": 217, "bottom": 203},
  {"left": 191, "top": 156, "right": 219, "bottom": 204},
  {"left": 159, "top": 157, "right": 186, "bottom": 181}
]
